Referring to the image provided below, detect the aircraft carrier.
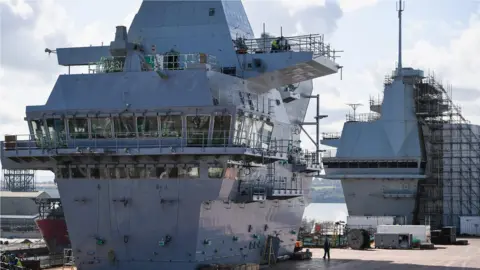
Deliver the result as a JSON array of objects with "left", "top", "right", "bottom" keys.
[
  {"left": 0, "top": 0, "right": 341, "bottom": 269},
  {"left": 321, "top": 1, "right": 480, "bottom": 230}
]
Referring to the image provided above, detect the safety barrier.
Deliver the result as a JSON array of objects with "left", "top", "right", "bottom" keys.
[
  {"left": 345, "top": 112, "right": 380, "bottom": 122},
  {"left": 322, "top": 132, "right": 341, "bottom": 140},
  {"left": 94, "top": 53, "right": 219, "bottom": 73},
  {"left": 240, "top": 34, "right": 339, "bottom": 61},
  {"left": 2, "top": 130, "right": 279, "bottom": 153}
]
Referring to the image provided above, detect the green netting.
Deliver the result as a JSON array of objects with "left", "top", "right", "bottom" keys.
[
  {"left": 412, "top": 238, "right": 421, "bottom": 244},
  {"left": 145, "top": 56, "right": 155, "bottom": 67}
]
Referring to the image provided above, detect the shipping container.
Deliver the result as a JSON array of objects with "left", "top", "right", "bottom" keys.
[
  {"left": 459, "top": 216, "right": 480, "bottom": 236},
  {"left": 347, "top": 216, "right": 395, "bottom": 230},
  {"left": 374, "top": 233, "right": 412, "bottom": 249},
  {"left": 377, "top": 225, "right": 431, "bottom": 243}
]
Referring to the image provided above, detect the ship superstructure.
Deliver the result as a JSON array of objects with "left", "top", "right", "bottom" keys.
[
  {"left": 0, "top": 1, "right": 340, "bottom": 269},
  {"left": 321, "top": 1, "right": 480, "bottom": 229}
]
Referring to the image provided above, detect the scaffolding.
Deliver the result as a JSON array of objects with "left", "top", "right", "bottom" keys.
[
  {"left": 1, "top": 169, "right": 36, "bottom": 192},
  {"left": 382, "top": 72, "right": 480, "bottom": 229}
]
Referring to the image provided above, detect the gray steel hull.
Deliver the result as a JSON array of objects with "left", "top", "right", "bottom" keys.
[
  {"left": 57, "top": 178, "right": 308, "bottom": 270},
  {"left": 341, "top": 178, "right": 418, "bottom": 224}
]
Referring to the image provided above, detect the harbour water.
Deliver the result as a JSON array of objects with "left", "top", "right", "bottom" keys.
[{"left": 303, "top": 203, "right": 348, "bottom": 223}]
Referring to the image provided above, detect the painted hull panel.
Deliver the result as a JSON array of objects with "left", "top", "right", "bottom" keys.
[
  {"left": 36, "top": 219, "right": 70, "bottom": 253},
  {"left": 57, "top": 178, "right": 307, "bottom": 270},
  {"left": 341, "top": 178, "right": 418, "bottom": 223}
]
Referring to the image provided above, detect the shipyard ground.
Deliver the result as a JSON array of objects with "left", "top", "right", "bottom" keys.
[
  {"left": 270, "top": 238, "right": 480, "bottom": 270},
  {"left": 45, "top": 238, "right": 480, "bottom": 270}
]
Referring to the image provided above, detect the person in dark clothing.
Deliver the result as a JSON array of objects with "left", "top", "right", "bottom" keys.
[{"left": 323, "top": 238, "right": 330, "bottom": 259}]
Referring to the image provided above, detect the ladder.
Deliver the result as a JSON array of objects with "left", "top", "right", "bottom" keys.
[
  {"left": 62, "top": 248, "right": 75, "bottom": 270},
  {"left": 262, "top": 236, "right": 277, "bottom": 265}
]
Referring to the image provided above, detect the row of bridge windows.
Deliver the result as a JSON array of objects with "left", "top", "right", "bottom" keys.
[
  {"left": 323, "top": 161, "right": 421, "bottom": 169},
  {"left": 30, "top": 115, "right": 274, "bottom": 147},
  {"left": 56, "top": 166, "right": 237, "bottom": 179},
  {"left": 31, "top": 115, "right": 231, "bottom": 140}
]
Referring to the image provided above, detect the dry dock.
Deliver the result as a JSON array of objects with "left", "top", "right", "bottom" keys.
[{"left": 47, "top": 238, "right": 480, "bottom": 270}]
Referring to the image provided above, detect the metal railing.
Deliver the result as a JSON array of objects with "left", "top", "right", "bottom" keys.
[
  {"left": 94, "top": 53, "right": 219, "bottom": 73},
  {"left": 240, "top": 34, "right": 339, "bottom": 61},
  {"left": 294, "top": 149, "right": 320, "bottom": 166},
  {"left": 322, "top": 132, "right": 341, "bottom": 140},
  {"left": 0, "top": 254, "right": 64, "bottom": 270},
  {"left": 322, "top": 149, "right": 337, "bottom": 158},
  {"left": 3, "top": 130, "right": 283, "bottom": 154},
  {"left": 369, "top": 95, "right": 383, "bottom": 107},
  {"left": 345, "top": 112, "right": 380, "bottom": 122},
  {"left": 238, "top": 178, "right": 304, "bottom": 197}
]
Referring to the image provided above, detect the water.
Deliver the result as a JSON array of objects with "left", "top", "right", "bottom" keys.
[
  {"left": 303, "top": 203, "right": 348, "bottom": 222},
  {"left": 40, "top": 186, "right": 59, "bottom": 198}
]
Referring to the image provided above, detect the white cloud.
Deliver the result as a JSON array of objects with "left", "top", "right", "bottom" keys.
[
  {"left": 338, "top": 0, "right": 379, "bottom": 13},
  {"left": 279, "top": 0, "right": 327, "bottom": 14},
  {"left": 398, "top": 10, "right": 480, "bottom": 123},
  {"left": 1, "top": 0, "right": 33, "bottom": 19},
  {"left": 273, "top": 0, "right": 379, "bottom": 14}
]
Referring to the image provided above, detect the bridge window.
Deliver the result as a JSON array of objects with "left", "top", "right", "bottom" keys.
[
  {"left": 101, "top": 168, "right": 115, "bottom": 178},
  {"left": 91, "top": 118, "right": 113, "bottom": 138},
  {"left": 186, "top": 115, "right": 210, "bottom": 146},
  {"left": 261, "top": 122, "right": 273, "bottom": 146},
  {"left": 90, "top": 168, "right": 101, "bottom": 179},
  {"left": 46, "top": 119, "right": 65, "bottom": 142},
  {"left": 240, "top": 117, "right": 253, "bottom": 146},
  {"left": 116, "top": 168, "right": 127, "bottom": 178},
  {"left": 179, "top": 166, "right": 200, "bottom": 178},
  {"left": 67, "top": 118, "right": 89, "bottom": 139},
  {"left": 234, "top": 116, "right": 244, "bottom": 145},
  {"left": 212, "top": 115, "right": 231, "bottom": 145},
  {"left": 114, "top": 116, "right": 135, "bottom": 138},
  {"left": 251, "top": 119, "right": 263, "bottom": 148},
  {"left": 127, "top": 167, "right": 145, "bottom": 178},
  {"left": 137, "top": 116, "right": 159, "bottom": 137},
  {"left": 147, "top": 167, "right": 167, "bottom": 178},
  {"left": 208, "top": 167, "right": 224, "bottom": 178},
  {"left": 57, "top": 167, "right": 69, "bottom": 178},
  {"left": 145, "top": 166, "right": 201, "bottom": 179},
  {"left": 71, "top": 167, "right": 87, "bottom": 178},
  {"left": 31, "top": 120, "right": 46, "bottom": 141},
  {"left": 160, "top": 116, "right": 182, "bottom": 137}
]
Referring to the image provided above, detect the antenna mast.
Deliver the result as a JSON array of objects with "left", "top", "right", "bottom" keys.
[
  {"left": 346, "top": 103, "right": 362, "bottom": 120},
  {"left": 396, "top": 0, "right": 405, "bottom": 77}
]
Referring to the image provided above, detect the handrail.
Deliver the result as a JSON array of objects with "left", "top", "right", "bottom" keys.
[
  {"left": 345, "top": 113, "right": 380, "bottom": 122},
  {"left": 3, "top": 130, "right": 276, "bottom": 152},
  {"left": 93, "top": 53, "right": 219, "bottom": 74},
  {"left": 240, "top": 34, "right": 340, "bottom": 61},
  {"left": 3, "top": 132, "right": 321, "bottom": 168},
  {"left": 322, "top": 132, "right": 341, "bottom": 140},
  {"left": 322, "top": 149, "right": 337, "bottom": 158}
]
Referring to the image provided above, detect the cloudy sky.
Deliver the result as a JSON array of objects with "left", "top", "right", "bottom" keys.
[{"left": 0, "top": 0, "right": 479, "bottom": 181}]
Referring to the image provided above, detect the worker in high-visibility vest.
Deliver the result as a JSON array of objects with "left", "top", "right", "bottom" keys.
[
  {"left": 16, "top": 257, "right": 23, "bottom": 267},
  {"left": 271, "top": 39, "right": 280, "bottom": 53}
]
